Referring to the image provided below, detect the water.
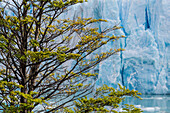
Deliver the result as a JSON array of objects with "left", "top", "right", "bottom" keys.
[
  {"left": 32, "top": 94, "right": 170, "bottom": 112},
  {"left": 123, "top": 95, "right": 170, "bottom": 113}
]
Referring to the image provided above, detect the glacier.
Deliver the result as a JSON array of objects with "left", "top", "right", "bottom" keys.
[
  {"left": 3, "top": 0, "right": 169, "bottom": 94},
  {"left": 63, "top": 0, "right": 170, "bottom": 94}
]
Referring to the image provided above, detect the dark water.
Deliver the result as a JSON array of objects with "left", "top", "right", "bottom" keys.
[{"left": 123, "top": 95, "right": 170, "bottom": 113}]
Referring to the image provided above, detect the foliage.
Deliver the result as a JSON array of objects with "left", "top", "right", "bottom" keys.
[
  {"left": 0, "top": 77, "right": 46, "bottom": 113},
  {"left": 64, "top": 84, "right": 143, "bottom": 113},
  {"left": 0, "top": 0, "right": 141, "bottom": 113}
]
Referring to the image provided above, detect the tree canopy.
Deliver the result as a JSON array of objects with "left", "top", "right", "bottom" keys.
[{"left": 0, "top": 0, "right": 142, "bottom": 113}]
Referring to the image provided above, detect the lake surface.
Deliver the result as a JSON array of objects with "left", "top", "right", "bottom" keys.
[
  {"left": 123, "top": 95, "right": 170, "bottom": 113},
  {"left": 33, "top": 95, "right": 170, "bottom": 113}
]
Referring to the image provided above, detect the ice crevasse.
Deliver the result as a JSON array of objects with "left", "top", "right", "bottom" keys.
[{"left": 63, "top": 0, "right": 170, "bottom": 94}]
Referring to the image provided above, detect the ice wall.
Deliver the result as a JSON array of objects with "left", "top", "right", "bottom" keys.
[
  {"left": 67, "top": 0, "right": 170, "bottom": 94},
  {"left": 66, "top": 0, "right": 170, "bottom": 94}
]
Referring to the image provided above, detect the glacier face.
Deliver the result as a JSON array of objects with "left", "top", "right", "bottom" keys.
[{"left": 66, "top": 0, "right": 170, "bottom": 94}]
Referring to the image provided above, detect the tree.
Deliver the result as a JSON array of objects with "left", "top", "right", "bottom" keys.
[{"left": 0, "top": 0, "right": 142, "bottom": 113}]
